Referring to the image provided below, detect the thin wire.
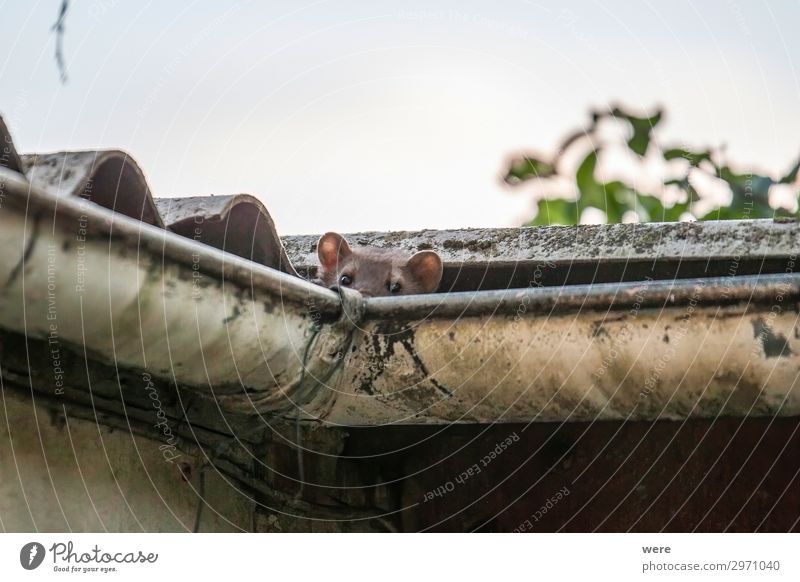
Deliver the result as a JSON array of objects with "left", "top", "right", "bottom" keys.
[
  {"left": 193, "top": 464, "right": 207, "bottom": 533},
  {"left": 293, "top": 325, "right": 322, "bottom": 500}
]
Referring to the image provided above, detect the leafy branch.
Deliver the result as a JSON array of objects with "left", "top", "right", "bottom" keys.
[{"left": 503, "top": 106, "right": 800, "bottom": 226}]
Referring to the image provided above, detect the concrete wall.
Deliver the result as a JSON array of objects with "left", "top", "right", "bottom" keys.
[{"left": 0, "top": 391, "right": 253, "bottom": 532}]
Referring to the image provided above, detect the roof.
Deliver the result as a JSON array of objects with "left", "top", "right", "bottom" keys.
[{"left": 0, "top": 115, "right": 798, "bottom": 432}]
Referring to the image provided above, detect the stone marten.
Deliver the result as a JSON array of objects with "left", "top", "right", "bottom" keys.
[{"left": 315, "top": 232, "right": 443, "bottom": 297}]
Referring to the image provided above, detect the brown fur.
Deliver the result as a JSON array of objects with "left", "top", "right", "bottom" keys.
[{"left": 315, "top": 232, "right": 443, "bottom": 297}]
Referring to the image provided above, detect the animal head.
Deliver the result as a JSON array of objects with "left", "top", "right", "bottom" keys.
[{"left": 316, "top": 232, "right": 443, "bottom": 297}]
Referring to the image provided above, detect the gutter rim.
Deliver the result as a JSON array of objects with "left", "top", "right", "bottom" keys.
[
  {"left": 362, "top": 273, "right": 800, "bottom": 320},
  {"left": 0, "top": 166, "right": 341, "bottom": 313},
  {"left": 4, "top": 166, "right": 796, "bottom": 324}
]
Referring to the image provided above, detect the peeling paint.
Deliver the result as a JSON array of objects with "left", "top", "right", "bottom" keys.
[{"left": 323, "top": 302, "right": 800, "bottom": 425}]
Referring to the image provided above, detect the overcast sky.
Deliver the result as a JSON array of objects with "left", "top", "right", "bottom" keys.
[{"left": 2, "top": 0, "right": 798, "bottom": 234}]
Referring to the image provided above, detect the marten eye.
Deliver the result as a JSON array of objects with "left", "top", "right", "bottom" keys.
[
  {"left": 340, "top": 274, "right": 352, "bottom": 286},
  {"left": 387, "top": 281, "right": 402, "bottom": 294}
]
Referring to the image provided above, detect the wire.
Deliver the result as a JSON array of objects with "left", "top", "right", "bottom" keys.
[{"left": 293, "top": 325, "right": 322, "bottom": 500}]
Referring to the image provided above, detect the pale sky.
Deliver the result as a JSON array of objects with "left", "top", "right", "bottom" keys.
[{"left": 2, "top": 0, "right": 799, "bottom": 234}]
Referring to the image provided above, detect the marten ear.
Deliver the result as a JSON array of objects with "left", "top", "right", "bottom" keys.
[
  {"left": 406, "top": 250, "right": 443, "bottom": 293},
  {"left": 317, "top": 232, "right": 352, "bottom": 270}
]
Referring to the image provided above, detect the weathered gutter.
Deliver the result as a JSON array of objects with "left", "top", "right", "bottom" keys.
[
  {"left": 361, "top": 273, "right": 799, "bottom": 320},
  {"left": 313, "top": 272, "right": 800, "bottom": 425},
  {"left": 0, "top": 166, "right": 343, "bottom": 415},
  {"left": 1, "top": 163, "right": 799, "bottom": 426}
]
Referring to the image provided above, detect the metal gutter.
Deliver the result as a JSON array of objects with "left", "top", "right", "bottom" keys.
[
  {"left": 362, "top": 273, "right": 799, "bottom": 320},
  {"left": 0, "top": 166, "right": 343, "bottom": 415},
  {"left": 312, "top": 273, "right": 800, "bottom": 425}
]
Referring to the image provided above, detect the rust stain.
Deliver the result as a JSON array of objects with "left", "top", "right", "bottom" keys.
[
  {"left": 357, "top": 321, "right": 452, "bottom": 398},
  {"left": 752, "top": 317, "right": 794, "bottom": 358}
]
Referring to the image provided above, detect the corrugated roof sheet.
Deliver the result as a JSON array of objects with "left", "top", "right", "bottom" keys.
[{"left": 2, "top": 118, "right": 297, "bottom": 276}]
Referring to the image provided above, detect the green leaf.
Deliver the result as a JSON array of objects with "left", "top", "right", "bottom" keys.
[
  {"left": 575, "top": 151, "right": 605, "bottom": 209},
  {"left": 663, "top": 148, "right": 713, "bottom": 168},
  {"left": 779, "top": 156, "right": 800, "bottom": 184},
  {"left": 717, "top": 165, "right": 773, "bottom": 211},
  {"left": 663, "top": 201, "right": 690, "bottom": 222},
  {"left": 665, "top": 177, "right": 701, "bottom": 203},
  {"left": 529, "top": 198, "right": 579, "bottom": 226},
  {"left": 774, "top": 206, "right": 798, "bottom": 219},
  {"left": 610, "top": 106, "right": 663, "bottom": 156},
  {"left": 601, "top": 181, "right": 632, "bottom": 223},
  {"left": 698, "top": 206, "right": 739, "bottom": 221},
  {"left": 512, "top": 106, "right": 793, "bottom": 226},
  {"left": 556, "top": 129, "right": 590, "bottom": 155},
  {"left": 504, "top": 155, "right": 556, "bottom": 184},
  {"left": 634, "top": 193, "right": 666, "bottom": 222}
]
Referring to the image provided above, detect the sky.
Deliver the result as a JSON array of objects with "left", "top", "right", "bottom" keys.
[{"left": 1, "top": 0, "right": 799, "bottom": 234}]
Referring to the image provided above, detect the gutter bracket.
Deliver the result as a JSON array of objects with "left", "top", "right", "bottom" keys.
[
  {"left": 293, "top": 286, "right": 366, "bottom": 421},
  {"left": 337, "top": 286, "right": 367, "bottom": 328}
]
